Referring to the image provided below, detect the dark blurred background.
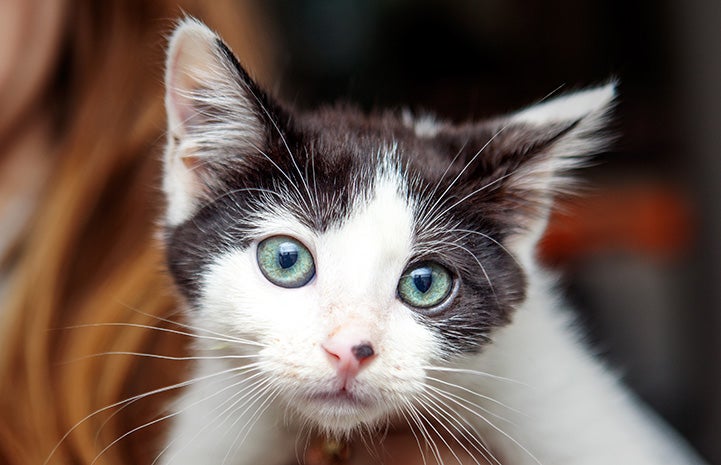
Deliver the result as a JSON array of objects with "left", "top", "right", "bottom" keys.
[{"left": 241, "top": 0, "right": 720, "bottom": 461}]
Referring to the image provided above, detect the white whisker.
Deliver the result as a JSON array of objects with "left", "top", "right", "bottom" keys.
[
  {"left": 43, "top": 364, "right": 259, "bottom": 465},
  {"left": 399, "top": 405, "right": 430, "bottom": 465},
  {"left": 157, "top": 373, "right": 272, "bottom": 465},
  {"left": 425, "top": 376, "right": 524, "bottom": 418},
  {"left": 423, "top": 366, "right": 525, "bottom": 386},
  {"left": 417, "top": 391, "right": 494, "bottom": 465},
  {"left": 64, "top": 351, "right": 259, "bottom": 364},
  {"left": 60, "top": 322, "right": 264, "bottom": 348},
  {"left": 428, "top": 385, "right": 542, "bottom": 465},
  {"left": 402, "top": 399, "right": 446, "bottom": 465},
  {"left": 415, "top": 393, "right": 473, "bottom": 465},
  {"left": 421, "top": 390, "right": 501, "bottom": 465}
]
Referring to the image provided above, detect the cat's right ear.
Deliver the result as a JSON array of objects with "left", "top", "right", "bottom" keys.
[{"left": 163, "top": 18, "right": 269, "bottom": 226}]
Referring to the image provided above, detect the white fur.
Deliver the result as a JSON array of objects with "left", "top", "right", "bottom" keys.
[
  {"left": 512, "top": 84, "right": 616, "bottom": 126},
  {"left": 402, "top": 109, "right": 443, "bottom": 137}
]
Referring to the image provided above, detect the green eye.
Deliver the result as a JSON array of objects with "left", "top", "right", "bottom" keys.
[
  {"left": 398, "top": 262, "right": 454, "bottom": 310},
  {"left": 257, "top": 236, "right": 315, "bottom": 288}
]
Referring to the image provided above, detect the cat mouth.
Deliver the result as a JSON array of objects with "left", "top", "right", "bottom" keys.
[
  {"left": 296, "top": 388, "right": 391, "bottom": 433},
  {"left": 307, "top": 389, "right": 369, "bottom": 407}
]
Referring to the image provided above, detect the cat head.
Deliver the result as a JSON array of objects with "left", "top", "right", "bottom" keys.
[{"left": 162, "top": 18, "right": 614, "bottom": 435}]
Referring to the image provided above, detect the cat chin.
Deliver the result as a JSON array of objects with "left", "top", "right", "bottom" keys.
[{"left": 291, "top": 394, "right": 392, "bottom": 437}]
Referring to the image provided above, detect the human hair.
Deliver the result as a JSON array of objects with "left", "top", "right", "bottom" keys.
[{"left": 0, "top": 2, "right": 276, "bottom": 464}]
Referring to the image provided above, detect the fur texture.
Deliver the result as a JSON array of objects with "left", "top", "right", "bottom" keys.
[{"left": 159, "top": 18, "right": 706, "bottom": 465}]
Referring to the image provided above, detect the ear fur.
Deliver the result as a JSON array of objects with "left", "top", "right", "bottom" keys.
[
  {"left": 505, "top": 83, "right": 616, "bottom": 195},
  {"left": 477, "top": 83, "right": 617, "bottom": 258},
  {"left": 163, "top": 18, "right": 268, "bottom": 226},
  {"left": 423, "top": 84, "right": 616, "bottom": 263}
]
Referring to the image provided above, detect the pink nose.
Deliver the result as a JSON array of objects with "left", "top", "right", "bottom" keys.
[{"left": 322, "top": 332, "right": 376, "bottom": 382}]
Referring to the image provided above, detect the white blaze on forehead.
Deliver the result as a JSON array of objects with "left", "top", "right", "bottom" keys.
[{"left": 315, "top": 167, "right": 415, "bottom": 310}]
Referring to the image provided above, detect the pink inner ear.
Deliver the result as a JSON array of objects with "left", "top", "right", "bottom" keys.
[
  {"left": 166, "top": 59, "right": 199, "bottom": 138},
  {"left": 180, "top": 154, "right": 203, "bottom": 171},
  {"left": 165, "top": 30, "right": 215, "bottom": 138}
]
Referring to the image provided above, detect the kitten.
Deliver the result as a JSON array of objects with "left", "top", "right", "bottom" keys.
[{"left": 159, "top": 18, "right": 706, "bottom": 465}]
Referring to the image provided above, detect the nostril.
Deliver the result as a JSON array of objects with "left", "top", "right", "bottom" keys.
[
  {"left": 351, "top": 343, "right": 374, "bottom": 362},
  {"left": 322, "top": 344, "right": 341, "bottom": 361}
]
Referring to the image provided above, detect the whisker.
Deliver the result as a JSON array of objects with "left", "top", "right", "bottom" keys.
[
  {"left": 62, "top": 351, "right": 260, "bottom": 364},
  {"left": 221, "top": 384, "right": 282, "bottom": 465},
  {"left": 428, "top": 386, "right": 542, "bottom": 465},
  {"left": 246, "top": 85, "right": 315, "bottom": 213},
  {"left": 197, "top": 186, "right": 286, "bottom": 212},
  {"left": 43, "top": 364, "right": 259, "bottom": 465},
  {"left": 417, "top": 391, "right": 492, "bottom": 465},
  {"left": 398, "top": 405, "right": 429, "bottom": 465},
  {"left": 402, "top": 399, "right": 445, "bottom": 465},
  {"left": 414, "top": 393, "right": 470, "bottom": 465},
  {"left": 58, "top": 322, "right": 263, "bottom": 348},
  {"left": 92, "top": 368, "right": 266, "bottom": 465},
  {"left": 423, "top": 171, "right": 517, "bottom": 234},
  {"left": 425, "top": 376, "right": 523, "bottom": 417},
  {"left": 421, "top": 125, "right": 510, "bottom": 227},
  {"left": 447, "top": 228, "right": 522, "bottom": 268},
  {"left": 423, "top": 138, "right": 471, "bottom": 209},
  {"left": 94, "top": 366, "right": 262, "bottom": 451},
  {"left": 251, "top": 144, "right": 311, "bottom": 211},
  {"left": 423, "top": 366, "right": 525, "bottom": 386},
  {"left": 155, "top": 373, "right": 271, "bottom": 465},
  {"left": 435, "top": 240, "right": 499, "bottom": 305},
  {"left": 417, "top": 82, "right": 567, "bottom": 234},
  {"left": 117, "top": 305, "right": 268, "bottom": 348},
  {"left": 421, "top": 390, "right": 501, "bottom": 465}
]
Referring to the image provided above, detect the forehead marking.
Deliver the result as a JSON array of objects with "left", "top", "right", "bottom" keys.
[{"left": 315, "top": 165, "right": 415, "bottom": 306}]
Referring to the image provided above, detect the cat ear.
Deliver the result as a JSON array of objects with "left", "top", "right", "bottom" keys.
[
  {"left": 501, "top": 83, "right": 614, "bottom": 196},
  {"left": 462, "top": 84, "right": 616, "bottom": 250},
  {"left": 163, "top": 18, "right": 269, "bottom": 226}
]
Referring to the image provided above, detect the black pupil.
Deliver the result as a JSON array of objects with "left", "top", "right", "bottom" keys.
[
  {"left": 277, "top": 242, "right": 299, "bottom": 269},
  {"left": 411, "top": 267, "right": 433, "bottom": 293}
]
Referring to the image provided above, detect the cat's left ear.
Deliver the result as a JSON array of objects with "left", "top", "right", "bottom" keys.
[
  {"left": 457, "top": 84, "right": 616, "bottom": 250},
  {"left": 163, "top": 18, "right": 277, "bottom": 225}
]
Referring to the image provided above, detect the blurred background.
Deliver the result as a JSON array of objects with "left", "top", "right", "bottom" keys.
[{"left": 0, "top": 0, "right": 718, "bottom": 464}]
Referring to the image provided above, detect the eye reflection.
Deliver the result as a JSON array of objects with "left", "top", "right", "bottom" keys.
[
  {"left": 411, "top": 267, "right": 433, "bottom": 293},
  {"left": 277, "top": 242, "right": 299, "bottom": 269}
]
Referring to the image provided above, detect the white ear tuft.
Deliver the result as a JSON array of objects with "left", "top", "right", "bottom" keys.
[
  {"left": 504, "top": 82, "right": 618, "bottom": 194},
  {"left": 511, "top": 82, "right": 616, "bottom": 126}
]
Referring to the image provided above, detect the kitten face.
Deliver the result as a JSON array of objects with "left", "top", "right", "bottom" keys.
[
  {"left": 192, "top": 166, "right": 436, "bottom": 433},
  {"left": 163, "top": 19, "right": 614, "bottom": 435}
]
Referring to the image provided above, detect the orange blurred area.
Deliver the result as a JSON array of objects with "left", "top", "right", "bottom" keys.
[{"left": 540, "top": 185, "right": 695, "bottom": 266}]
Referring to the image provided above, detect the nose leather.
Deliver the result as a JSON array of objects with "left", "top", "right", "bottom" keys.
[{"left": 322, "top": 329, "right": 376, "bottom": 384}]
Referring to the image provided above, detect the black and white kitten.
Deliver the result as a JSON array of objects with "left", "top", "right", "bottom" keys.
[{"left": 159, "top": 19, "right": 705, "bottom": 465}]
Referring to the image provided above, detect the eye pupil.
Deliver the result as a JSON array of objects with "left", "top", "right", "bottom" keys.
[
  {"left": 411, "top": 267, "right": 433, "bottom": 293},
  {"left": 277, "top": 242, "right": 299, "bottom": 269}
]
